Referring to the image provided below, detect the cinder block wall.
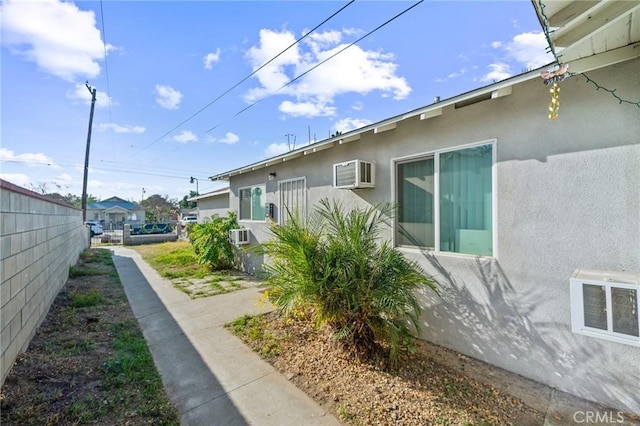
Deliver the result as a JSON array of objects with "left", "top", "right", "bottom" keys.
[{"left": 0, "top": 180, "right": 89, "bottom": 384}]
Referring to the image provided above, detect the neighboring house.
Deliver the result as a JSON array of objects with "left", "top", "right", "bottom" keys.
[
  {"left": 86, "top": 196, "right": 146, "bottom": 227},
  {"left": 209, "top": 2, "right": 640, "bottom": 412},
  {"left": 186, "top": 186, "right": 230, "bottom": 221}
]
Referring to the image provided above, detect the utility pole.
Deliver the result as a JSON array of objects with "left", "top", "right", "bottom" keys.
[{"left": 82, "top": 82, "right": 97, "bottom": 223}]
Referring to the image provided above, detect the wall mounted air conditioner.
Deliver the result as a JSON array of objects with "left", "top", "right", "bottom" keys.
[
  {"left": 229, "top": 229, "right": 250, "bottom": 245},
  {"left": 333, "top": 160, "right": 375, "bottom": 189}
]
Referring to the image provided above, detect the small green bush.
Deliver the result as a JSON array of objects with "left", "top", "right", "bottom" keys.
[
  {"left": 188, "top": 212, "right": 239, "bottom": 270},
  {"left": 261, "top": 198, "right": 438, "bottom": 366}
]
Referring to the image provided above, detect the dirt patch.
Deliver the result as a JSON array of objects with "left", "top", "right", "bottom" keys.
[
  {"left": 0, "top": 249, "right": 178, "bottom": 425},
  {"left": 230, "top": 312, "right": 545, "bottom": 425}
]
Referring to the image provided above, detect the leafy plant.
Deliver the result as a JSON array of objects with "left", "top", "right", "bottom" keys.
[
  {"left": 188, "top": 212, "right": 239, "bottom": 270},
  {"left": 261, "top": 198, "right": 438, "bottom": 366}
]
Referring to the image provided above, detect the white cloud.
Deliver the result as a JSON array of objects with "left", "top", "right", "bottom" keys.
[
  {"left": 351, "top": 101, "right": 364, "bottom": 111},
  {"left": 0, "top": 0, "right": 113, "bottom": 82},
  {"left": 210, "top": 132, "right": 239, "bottom": 145},
  {"left": 0, "top": 173, "right": 31, "bottom": 187},
  {"left": 504, "top": 31, "right": 554, "bottom": 69},
  {"left": 204, "top": 49, "right": 221, "bottom": 70},
  {"left": 56, "top": 172, "right": 73, "bottom": 182},
  {"left": 98, "top": 123, "right": 146, "bottom": 134},
  {"left": 334, "top": 118, "right": 372, "bottom": 133},
  {"left": 67, "top": 83, "right": 112, "bottom": 108},
  {"left": 480, "top": 32, "right": 552, "bottom": 82},
  {"left": 279, "top": 100, "right": 336, "bottom": 118},
  {"left": 173, "top": 130, "right": 198, "bottom": 144},
  {"left": 155, "top": 85, "right": 183, "bottom": 109},
  {"left": 480, "top": 63, "right": 512, "bottom": 82},
  {"left": 244, "top": 28, "right": 411, "bottom": 118},
  {"left": 0, "top": 147, "right": 58, "bottom": 168},
  {"left": 264, "top": 142, "right": 290, "bottom": 157}
]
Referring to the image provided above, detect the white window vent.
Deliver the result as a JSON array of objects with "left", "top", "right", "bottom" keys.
[
  {"left": 570, "top": 269, "right": 640, "bottom": 347},
  {"left": 333, "top": 160, "right": 375, "bottom": 189},
  {"left": 229, "top": 229, "right": 250, "bottom": 245}
]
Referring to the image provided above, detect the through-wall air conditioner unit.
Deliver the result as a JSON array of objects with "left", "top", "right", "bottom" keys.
[
  {"left": 229, "top": 229, "right": 250, "bottom": 245},
  {"left": 333, "top": 160, "right": 375, "bottom": 189}
]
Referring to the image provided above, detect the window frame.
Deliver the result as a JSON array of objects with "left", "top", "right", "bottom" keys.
[
  {"left": 391, "top": 139, "right": 497, "bottom": 258},
  {"left": 570, "top": 277, "right": 640, "bottom": 347},
  {"left": 238, "top": 184, "right": 266, "bottom": 222},
  {"left": 277, "top": 177, "right": 307, "bottom": 225}
]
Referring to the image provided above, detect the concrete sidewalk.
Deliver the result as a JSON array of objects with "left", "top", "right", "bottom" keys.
[
  {"left": 110, "top": 246, "right": 340, "bottom": 426},
  {"left": 109, "top": 246, "right": 639, "bottom": 426}
]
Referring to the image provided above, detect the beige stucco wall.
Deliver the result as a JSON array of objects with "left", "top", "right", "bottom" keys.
[
  {"left": 0, "top": 181, "right": 89, "bottom": 385},
  {"left": 225, "top": 57, "right": 640, "bottom": 412}
]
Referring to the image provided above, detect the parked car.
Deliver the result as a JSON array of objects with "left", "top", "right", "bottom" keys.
[
  {"left": 181, "top": 216, "right": 198, "bottom": 228},
  {"left": 86, "top": 220, "right": 103, "bottom": 237},
  {"left": 130, "top": 223, "right": 173, "bottom": 235}
]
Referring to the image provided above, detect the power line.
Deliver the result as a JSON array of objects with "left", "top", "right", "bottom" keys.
[
  {"left": 132, "top": 0, "right": 355, "bottom": 157},
  {"left": 1, "top": 159, "right": 211, "bottom": 180},
  {"left": 99, "top": 0, "right": 115, "bottom": 157},
  {"left": 206, "top": 0, "right": 423, "bottom": 133}
]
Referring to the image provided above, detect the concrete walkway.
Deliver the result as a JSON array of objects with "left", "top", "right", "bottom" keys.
[
  {"left": 110, "top": 246, "right": 340, "bottom": 426},
  {"left": 110, "top": 246, "right": 639, "bottom": 426}
]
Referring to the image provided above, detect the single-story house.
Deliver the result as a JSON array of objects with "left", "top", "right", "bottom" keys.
[
  {"left": 86, "top": 196, "right": 146, "bottom": 228},
  {"left": 208, "top": 1, "right": 640, "bottom": 413},
  {"left": 186, "top": 186, "right": 230, "bottom": 221}
]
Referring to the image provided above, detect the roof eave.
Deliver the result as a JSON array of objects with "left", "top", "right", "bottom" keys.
[{"left": 208, "top": 67, "right": 545, "bottom": 182}]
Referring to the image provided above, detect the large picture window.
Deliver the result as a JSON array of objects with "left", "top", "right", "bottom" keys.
[
  {"left": 278, "top": 177, "right": 306, "bottom": 225},
  {"left": 239, "top": 185, "right": 266, "bottom": 221},
  {"left": 395, "top": 142, "right": 494, "bottom": 256}
]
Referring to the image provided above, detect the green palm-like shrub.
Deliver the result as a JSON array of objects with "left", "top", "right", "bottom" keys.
[
  {"left": 262, "top": 198, "right": 438, "bottom": 366},
  {"left": 188, "top": 212, "right": 239, "bottom": 270}
]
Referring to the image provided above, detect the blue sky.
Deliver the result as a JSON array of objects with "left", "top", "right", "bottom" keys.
[{"left": 1, "top": 0, "right": 553, "bottom": 202}]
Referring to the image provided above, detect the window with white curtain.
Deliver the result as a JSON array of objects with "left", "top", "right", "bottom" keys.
[
  {"left": 239, "top": 184, "right": 266, "bottom": 221},
  {"left": 570, "top": 272, "right": 640, "bottom": 346},
  {"left": 395, "top": 142, "right": 494, "bottom": 256},
  {"left": 278, "top": 177, "right": 306, "bottom": 224}
]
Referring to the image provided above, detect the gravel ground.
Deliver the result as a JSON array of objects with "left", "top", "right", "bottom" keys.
[{"left": 231, "top": 312, "right": 545, "bottom": 425}]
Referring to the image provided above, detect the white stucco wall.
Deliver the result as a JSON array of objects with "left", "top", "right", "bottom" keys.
[
  {"left": 224, "top": 57, "right": 640, "bottom": 412},
  {"left": 196, "top": 192, "right": 230, "bottom": 221}
]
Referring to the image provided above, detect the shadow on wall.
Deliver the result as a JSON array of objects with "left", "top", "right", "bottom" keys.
[{"left": 415, "top": 251, "right": 639, "bottom": 412}]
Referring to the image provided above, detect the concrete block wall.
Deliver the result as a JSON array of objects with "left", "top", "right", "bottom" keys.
[{"left": 0, "top": 180, "right": 89, "bottom": 384}]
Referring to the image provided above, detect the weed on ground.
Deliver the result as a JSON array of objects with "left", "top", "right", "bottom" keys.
[{"left": 0, "top": 248, "right": 179, "bottom": 425}]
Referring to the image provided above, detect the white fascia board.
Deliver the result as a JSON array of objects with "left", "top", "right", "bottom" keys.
[
  {"left": 339, "top": 134, "right": 362, "bottom": 144},
  {"left": 567, "top": 42, "right": 640, "bottom": 73},
  {"left": 303, "top": 142, "right": 334, "bottom": 155},
  {"left": 374, "top": 122, "right": 397, "bottom": 133},
  {"left": 491, "top": 86, "right": 513, "bottom": 99},
  {"left": 420, "top": 108, "right": 443, "bottom": 120},
  {"left": 552, "top": 2, "right": 640, "bottom": 48}
]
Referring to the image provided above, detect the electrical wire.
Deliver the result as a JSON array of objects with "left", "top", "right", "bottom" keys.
[
  {"left": 1, "top": 159, "right": 211, "bottom": 181},
  {"left": 131, "top": 0, "right": 355, "bottom": 157},
  {"left": 205, "top": 0, "right": 424, "bottom": 133},
  {"left": 99, "top": 0, "right": 116, "bottom": 157}
]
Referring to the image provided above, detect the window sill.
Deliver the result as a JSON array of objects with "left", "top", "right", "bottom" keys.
[
  {"left": 573, "top": 328, "right": 640, "bottom": 348},
  {"left": 397, "top": 246, "right": 495, "bottom": 260}
]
